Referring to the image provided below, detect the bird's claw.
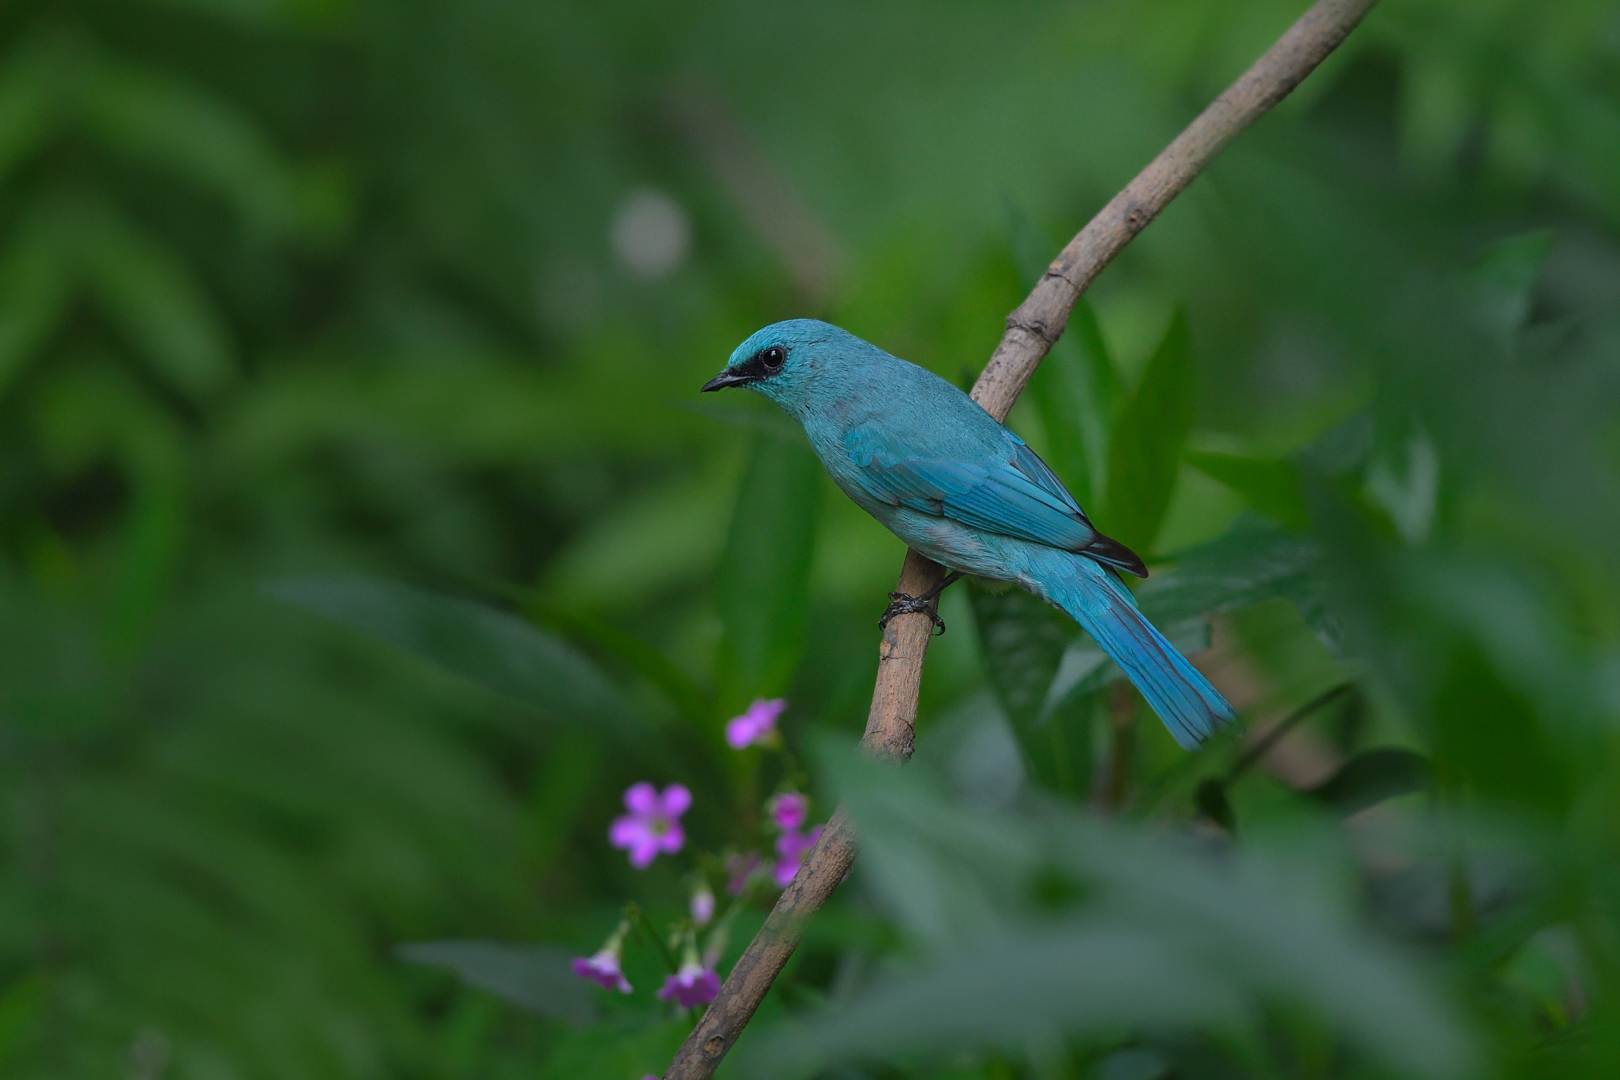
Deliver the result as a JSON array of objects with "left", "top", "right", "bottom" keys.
[{"left": 878, "top": 591, "right": 946, "bottom": 636}]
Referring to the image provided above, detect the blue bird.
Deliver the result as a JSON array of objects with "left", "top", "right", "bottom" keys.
[{"left": 702, "top": 318, "right": 1235, "bottom": 749}]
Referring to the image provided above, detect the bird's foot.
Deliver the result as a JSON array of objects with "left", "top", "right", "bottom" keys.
[{"left": 878, "top": 591, "right": 946, "bottom": 636}]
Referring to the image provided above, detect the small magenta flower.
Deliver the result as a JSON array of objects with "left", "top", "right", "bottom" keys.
[
  {"left": 609, "top": 782, "right": 690, "bottom": 868},
  {"left": 725, "top": 852, "right": 762, "bottom": 896},
  {"left": 725, "top": 698, "right": 787, "bottom": 749},
  {"left": 658, "top": 936, "right": 721, "bottom": 1007},
  {"left": 570, "top": 921, "right": 632, "bottom": 993},
  {"left": 690, "top": 882, "right": 716, "bottom": 926},
  {"left": 658, "top": 959, "right": 721, "bottom": 1007},
  {"left": 768, "top": 791, "right": 808, "bottom": 832},
  {"left": 772, "top": 825, "right": 824, "bottom": 888}
]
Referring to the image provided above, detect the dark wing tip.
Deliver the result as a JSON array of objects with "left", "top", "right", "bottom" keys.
[{"left": 1084, "top": 532, "right": 1148, "bottom": 578}]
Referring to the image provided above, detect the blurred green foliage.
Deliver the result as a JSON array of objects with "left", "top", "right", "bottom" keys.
[{"left": 2, "top": 0, "right": 1619, "bottom": 1078}]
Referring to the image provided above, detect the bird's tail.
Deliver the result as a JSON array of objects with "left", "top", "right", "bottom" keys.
[{"left": 1033, "top": 552, "right": 1235, "bottom": 749}]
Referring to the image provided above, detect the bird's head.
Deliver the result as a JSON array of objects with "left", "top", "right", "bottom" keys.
[{"left": 701, "top": 318, "right": 857, "bottom": 415}]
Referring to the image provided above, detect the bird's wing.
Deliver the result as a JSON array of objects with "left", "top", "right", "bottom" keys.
[{"left": 845, "top": 421, "right": 1135, "bottom": 553}]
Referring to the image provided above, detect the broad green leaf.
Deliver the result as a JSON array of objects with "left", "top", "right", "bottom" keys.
[
  {"left": 397, "top": 941, "right": 595, "bottom": 1023},
  {"left": 266, "top": 577, "right": 645, "bottom": 737},
  {"left": 968, "top": 583, "right": 1093, "bottom": 794},
  {"left": 1470, "top": 231, "right": 1553, "bottom": 342},
  {"left": 715, "top": 435, "right": 819, "bottom": 709},
  {"left": 1031, "top": 297, "right": 1122, "bottom": 510},
  {"left": 78, "top": 201, "right": 233, "bottom": 400},
  {"left": 1104, "top": 310, "right": 1194, "bottom": 553},
  {"left": 1044, "top": 519, "right": 1328, "bottom": 715},
  {"left": 748, "top": 920, "right": 1242, "bottom": 1077},
  {"left": 1306, "top": 748, "right": 1432, "bottom": 816},
  {"left": 79, "top": 57, "right": 296, "bottom": 232},
  {"left": 0, "top": 215, "right": 71, "bottom": 395},
  {"left": 1194, "top": 777, "right": 1236, "bottom": 832},
  {"left": 1136, "top": 519, "right": 1326, "bottom": 635},
  {"left": 0, "top": 34, "right": 62, "bottom": 185},
  {"left": 1184, "top": 449, "right": 1309, "bottom": 529},
  {"left": 1005, "top": 204, "right": 1121, "bottom": 506},
  {"left": 767, "top": 745, "right": 1476, "bottom": 1079}
]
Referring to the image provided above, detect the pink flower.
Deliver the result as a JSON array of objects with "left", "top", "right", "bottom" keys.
[
  {"left": 725, "top": 698, "right": 787, "bottom": 749},
  {"left": 657, "top": 958, "right": 721, "bottom": 1007},
  {"left": 725, "top": 852, "right": 762, "bottom": 896},
  {"left": 609, "top": 782, "right": 690, "bottom": 868},
  {"left": 570, "top": 922, "right": 632, "bottom": 993},
  {"left": 690, "top": 883, "right": 716, "bottom": 926},
  {"left": 768, "top": 791, "right": 808, "bottom": 832},
  {"left": 772, "top": 825, "right": 824, "bottom": 888}
]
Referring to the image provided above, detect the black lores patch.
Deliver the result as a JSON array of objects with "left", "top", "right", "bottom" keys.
[{"left": 736, "top": 345, "right": 786, "bottom": 382}]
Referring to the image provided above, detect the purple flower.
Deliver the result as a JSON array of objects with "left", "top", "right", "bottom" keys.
[
  {"left": 657, "top": 958, "right": 721, "bottom": 1007},
  {"left": 690, "top": 883, "right": 716, "bottom": 926},
  {"left": 570, "top": 924, "right": 632, "bottom": 993},
  {"left": 725, "top": 852, "right": 762, "bottom": 896},
  {"left": 725, "top": 698, "right": 787, "bottom": 749},
  {"left": 609, "top": 782, "right": 690, "bottom": 868},
  {"left": 773, "top": 825, "right": 824, "bottom": 888},
  {"left": 768, "top": 791, "right": 808, "bottom": 832}
]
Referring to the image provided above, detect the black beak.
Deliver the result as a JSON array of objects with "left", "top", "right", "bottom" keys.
[{"left": 700, "top": 370, "right": 752, "bottom": 393}]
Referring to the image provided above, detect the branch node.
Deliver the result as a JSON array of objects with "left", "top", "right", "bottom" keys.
[{"left": 1005, "top": 311, "right": 1057, "bottom": 346}]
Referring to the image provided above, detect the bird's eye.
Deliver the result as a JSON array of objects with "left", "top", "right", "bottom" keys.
[{"left": 760, "top": 346, "right": 786, "bottom": 372}]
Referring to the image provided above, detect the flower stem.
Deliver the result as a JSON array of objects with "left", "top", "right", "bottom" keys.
[{"left": 625, "top": 902, "right": 681, "bottom": 975}]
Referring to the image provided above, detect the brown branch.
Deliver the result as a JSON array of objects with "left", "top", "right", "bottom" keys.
[{"left": 664, "top": 2, "right": 1378, "bottom": 1075}]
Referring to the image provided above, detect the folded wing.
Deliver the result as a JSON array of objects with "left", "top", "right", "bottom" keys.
[{"left": 846, "top": 428, "right": 1147, "bottom": 576}]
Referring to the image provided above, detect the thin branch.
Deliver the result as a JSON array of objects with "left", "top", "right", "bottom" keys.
[
  {"left": 664, "top": 2, "right": 1378, "bottom": 1075},
  {"left": 1224, "top": 681, "right": 1354, "bottom": 783},
  {"left": 1093, "top": 680, "right": 1139, "bottom": 812}
]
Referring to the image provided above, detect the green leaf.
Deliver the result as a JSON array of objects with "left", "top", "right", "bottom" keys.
[
  {"left": 1104, "top": 310, "right": 1194, "bottom": 553},
  {"left": 0, "top": 212, "right": 72, "bottom": 395},
  {"left": 1194, "top": 777, "right": 1236, "bottom": 832},
  {"left": 1136, "top": 519, "right": 1327, "bottom": 635},
  {"left": 1470, "top": 230, "right": 1553, "bottom": 342},
  {"left": 968, "top": 583, "right": 1093, "bottom": 794},
  {"left": 266, "top": 576, "right": 645, "bottom": 737},
  {"left": 1005, "top": 204, "right": 1121, "bottom": 507},
  {"left": 79, "top": 56, "right": 297, "bottom": 232},
  {"left": 762, "top": 745, "right": 1477, "bottom": 1079},
  {"left": 397, "top": 941, "right": 595, "bottom": 1023},
  {"left": 78, "top": 201, "right": 233, "bottom": 400},
  {"left": 1306, "top": 748, "right": 1432, "bottom": 816},
  {"left": 750, "top": 919, "right": 1243, "bottom": 1077},
  {"left": 1032, "top": 297, "right": 1122, "bottom": 509},
  {"left": 1044, "top": 520, "right": 1329, "bottom": 716},
  {"left": 1184, "top": 449, "right": 1309, "bottom": 529},
  {"left": 715, "top": 435, "right": 820, "bottom": 708},
  {"left": 0, "top": 34, "right": 63, "bottom": 185}
]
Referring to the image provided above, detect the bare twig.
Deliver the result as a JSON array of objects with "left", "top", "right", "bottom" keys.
[
  {"left": 664, "top": 2, "right": 1377, "bottom": 1074},
  {"left": 1225, "top": 681, "right": 1354, "bottom": 783},
  {"left": 1093, "top": 680, "right": 1139, "bottom": 812}
]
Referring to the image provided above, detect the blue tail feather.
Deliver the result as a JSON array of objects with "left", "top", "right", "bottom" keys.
[{"left": 1036, "top": 553, "right": 1235, "bottom": 748}]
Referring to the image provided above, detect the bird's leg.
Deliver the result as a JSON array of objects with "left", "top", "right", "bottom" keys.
[{"left": 877, "top": 571, "right": 963, "bottom": 636}]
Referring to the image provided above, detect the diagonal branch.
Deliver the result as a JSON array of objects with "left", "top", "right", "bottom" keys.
[{"left": 664, "top": 2, "right": 1378, "bottom": 1075}]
